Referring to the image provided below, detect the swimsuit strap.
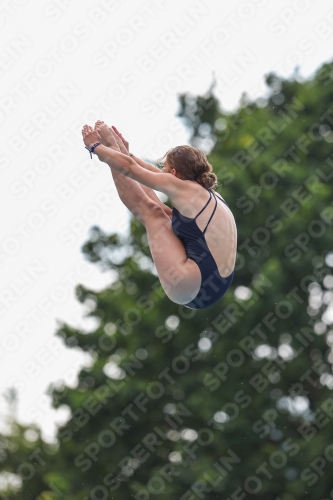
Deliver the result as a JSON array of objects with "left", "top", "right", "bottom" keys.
[
  {"left": 194, "top": 190, "right": 212, "bottom": 219},
  {"left": 202, "top": 192, "right": 218, "bottom": 235},
  {"left": 213, "top": 191, "right": 229, "bottom": 207}
]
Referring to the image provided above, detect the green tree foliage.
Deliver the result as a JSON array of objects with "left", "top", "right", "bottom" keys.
[{"left": 1, "top": 62, "right": 333, "bottom": 499}]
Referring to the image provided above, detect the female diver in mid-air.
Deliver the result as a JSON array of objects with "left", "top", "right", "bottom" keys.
[{"left": 82, "top": 121, "right": 237, "bottom": 309}]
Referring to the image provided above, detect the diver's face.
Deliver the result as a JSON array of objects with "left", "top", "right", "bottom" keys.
[{"left": 162, "top": 159, "right": 170, "bottom": 172}]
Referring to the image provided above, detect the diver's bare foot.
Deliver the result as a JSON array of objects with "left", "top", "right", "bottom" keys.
[
  {"left": 95, "top": 120, "right": 119, "bottom": 150},
  {"left": 110, "top": 126, "right": 129, "bottom": 154},
  {"left": 82, "top": 125, "right": 101, "bottom": 149},
  {"left": 112, "top": 126, "right": 129, "bottom": 152}
]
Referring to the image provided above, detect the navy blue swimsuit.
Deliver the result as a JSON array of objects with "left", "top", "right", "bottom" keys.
[{"left": 172, "top": 189, "right": 234, "bottom": 310}]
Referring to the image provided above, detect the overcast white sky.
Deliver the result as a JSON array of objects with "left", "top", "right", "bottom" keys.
[{"left": 1, "top": 0, "right": 333, "bottom": 440}]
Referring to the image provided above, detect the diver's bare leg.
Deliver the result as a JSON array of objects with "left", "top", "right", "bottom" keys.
[{"left": 95, "top": 121, "right": 172, "bottom": 218}]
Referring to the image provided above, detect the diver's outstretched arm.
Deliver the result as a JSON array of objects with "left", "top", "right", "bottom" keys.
[{"left": 82, "top": 125, "right": 181, "bottom": 199}]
